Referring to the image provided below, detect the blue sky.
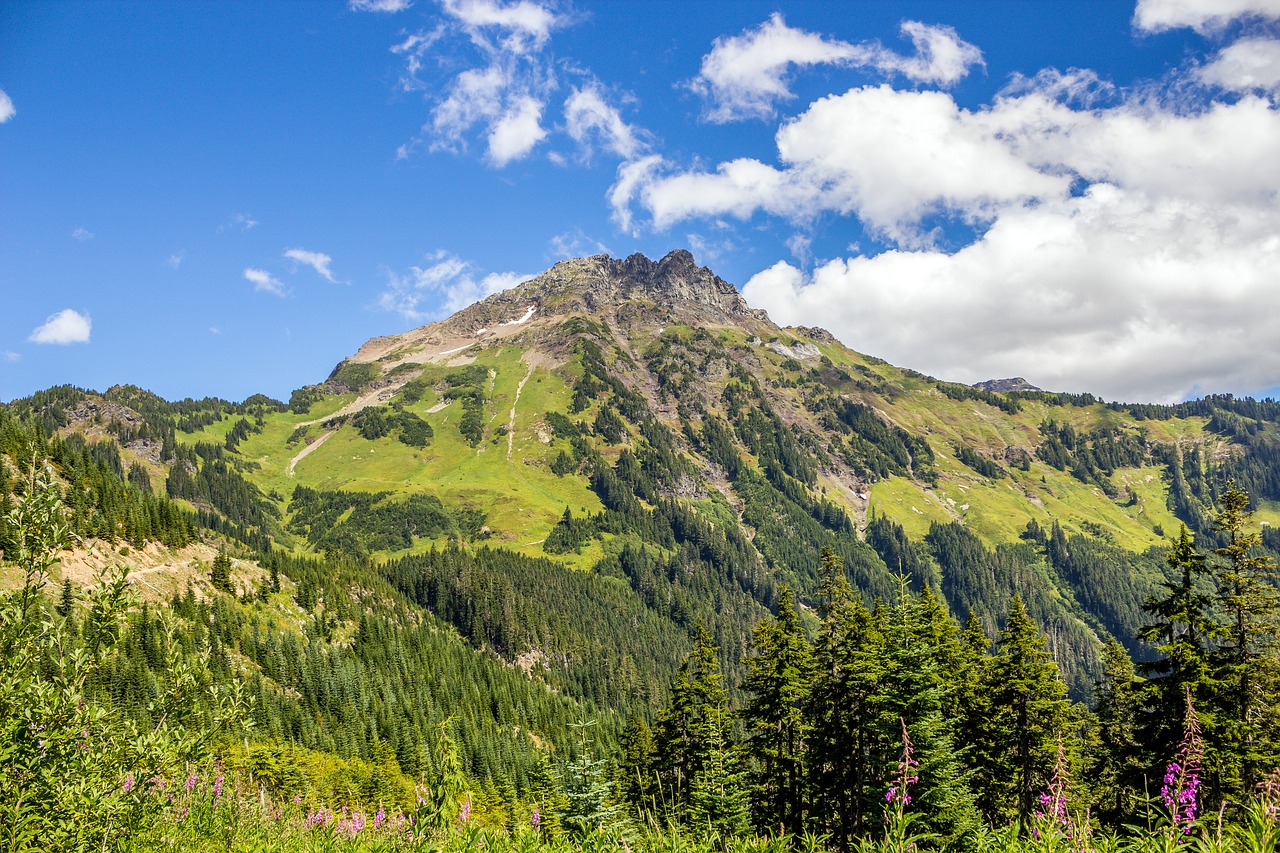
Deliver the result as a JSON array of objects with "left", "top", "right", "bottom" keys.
[{"left": 2, "top": 0, "right": 1279, "bottom": 404}]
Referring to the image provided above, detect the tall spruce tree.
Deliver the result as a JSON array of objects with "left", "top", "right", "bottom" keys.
[
  {"left": 1209, "top": 481, "right": 1280, "bottom": 795},
  {"left": 807, "top": 550, "right": 885, "bottom": 849},
  {"left": 653, "top": 624, "right": 732, "bottom": 818},
  {"left": 983, "top": 594, "right": 1074, "bottom": 826},
  {"left": 740, "top": 584, "right": 813, "bottom": 836}
]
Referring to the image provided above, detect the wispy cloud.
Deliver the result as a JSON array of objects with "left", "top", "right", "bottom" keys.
[
  {"left": 349, "top": 0, "right": 411, "bottom": 12},
  {"left": 167, "top": 252, "right": 184, "bottom": 270},
  {"left": 72, "top": 227, "right": 94, "bottom": 241},
  {"left": 0, "top": 89, "right": 14, "bottom": 124},
  {"left": 565, "top": 85, "right": 645, "bottom": 160},
  {"left": 244, "top": 267, "right": 286, "bottom": 296},
  {"left": 690, "top": 15, "right": 983, "bottom": 123},
  {"left": 3, "top": 350, "right": 20, "bottom": 363},
  {"left": 29, "top": 309, "right": 91, "bottom": 345},
  {"left": 379, "top": 250, "right": 528, "bottom": 320},
  {"left": 284, "top": 248, "right": 338, "bottom": 282},
  {"left": 218, "top": 212, "right": 259, "bottom": 233}
]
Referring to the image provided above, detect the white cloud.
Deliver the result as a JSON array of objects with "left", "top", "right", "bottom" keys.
[
  {"left": 349, "top": 0, "right": 411, "bottom": 11},
  {"left": 209, "top": 326, "right": 221, "bottom": 335},
  {"left": 622, "top": 37, "right": 1280, "bottom": 401},
  {"left": 284, "top": 248, "right": 337, "bottom": 282},
  {"left": 0, "top": 89, "right": 14, "bottom": 123},
  {"left": 548, "top": 228, "right": 610, "bottom": 259},
  {"left": 29, "top": 309, "right": 91, "bottom": 345},
  {"left": 244, "top": 267, "right": 286, "bottom": 296},
  {"left": 167, "top": 252, "right": 184, "bottom": 269},
  {"left": 1200, "top": 37, "right": 1280, "bottom": 91},
  {"left": 443, "top": 0, "right": 558, "bottom": 56},
  {"left": 379, "top": 251, "right": 529, "bottom": 320},
  {"left": 1134, "top": 0, "right": 1280, "bottom": 33},
  {"left": 219, "top": 212, "right": 259, "bottom": 233},
  {"left": 3, "top": 350, "right": 21, "bottom": 363},
  {"left": 72, "top": 227, "right": 94, "bottom": 241},
  {"left": 392, "top": 0, "right": 586, "bottom": 167},
  {"left": 565, "top": 85, "right": 644, "bottom": 160},
  {"left": 487, "top": 95, "right": 547, "bottom": 166},
  {"left": 691, "top": 15, "right": 982, "bottom": 122}
]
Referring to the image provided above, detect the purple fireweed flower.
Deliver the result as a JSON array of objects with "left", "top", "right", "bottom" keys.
[
  {"left": 531, "top": 807, "right": 541, "bottom": 829},
  {"left": 122, "top": 774, "right": 136, "bottom": 794},
  {"left": 213, "top": 774, "right": 224, "bottom": 802},
  {"left": 374, "top": 806, "right": 386, "bottom": 829},
  {"left": 885, "top": 718, "right": 920, "bottom": 808},
  {"left": 185, "top": 771, "right": 198, "bottom": 792},
  {"left": 459, "top": 797, "right": 471, "bottom": 824},
  {"left": 1161, "top": 690, "right": 1204, "bottom": 834},
  {"left": 1258, "top": 768, "right": 1280, "bottom": 820}
]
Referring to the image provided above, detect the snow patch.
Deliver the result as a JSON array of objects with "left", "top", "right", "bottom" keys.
[{"left": 499, "top": 305, "right": 536, "bottom": 326}]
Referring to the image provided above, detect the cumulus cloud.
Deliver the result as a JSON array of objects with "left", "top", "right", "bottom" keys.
[
  {"left": 349, "top": 0, "right": 411, "bottom": 11},
  {"left": 379, "top": 251, "right": 530, "bottom": 320},
  {"left": 0, "top": 89, "right": 14, "bottom": 123},
  {"left": 691, "top": 15, "right": 983, "bottom": 122},
  {"left": 29, "top": 309, "right": 91, "bottom": 345},
  {"left": 444, "top": 0, "right": 558, "bottom": 54},
  {"left": 621, "top": 40, "right": 1280, "bottom": 401},
  {"left": 1133, "top": 0, "right": 1280, "bottom": 33},
  {"left": 244, "top": 267, "right": 286, "bottom": 296},
  {"left": 487, "top": 95, "right": 547, "bottom": 166},
  {"left": 565, "top": 85, "right": 644, "bottom": 160},
  {"left": 284, "top": 248, "right": 337, "bottom": 282},
  {"left": 1200, "top": 37, "right": 1280, "bottom": 91}
]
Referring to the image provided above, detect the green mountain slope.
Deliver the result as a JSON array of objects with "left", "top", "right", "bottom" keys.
[{"left": 8, "top": 250, "right": 1280, "bottom": 705}]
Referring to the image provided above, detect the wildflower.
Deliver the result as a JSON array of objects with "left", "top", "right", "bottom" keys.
[
  {"left": 185, "top": 771, "right": 198, "bottom": 793},
  {"left": 1161, "top": 689, "right": 1204, "bottom": 835},
  {"left": 459, "top": 796, "right": 471, "bottom": 824},
  {"left": 122, "top": 773, "right": 136, "bottom": 794},
  {"left": 213, "top": 774, "right": 224, "bottom": 803},
  {"left": 1258, "top": 768, "right": 1280, "bottom": 820},
  {"left": 531, "top": 807, "right": 540, "bottom": 830},
  {"left": 885, "top": 718, "right": 919, "bottom": 807},
  {"left": 374, "top": 806, "right": 386, "bottom": 829}
]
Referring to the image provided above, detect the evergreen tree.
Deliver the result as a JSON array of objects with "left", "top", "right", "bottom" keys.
[
  {"left": 209, "top": 548, "right": 233, "bottom": 593},
  {"left": 740, "top": 584, "right": 812, "bottom": 835},
  {"left": 983, "top": 594, "right": 1074, "bottom": 826},
  {"left": 1209, "top": 481, "right": 1280, "bottom": 795},
  {"left": 807, "top": 550, "right": 885, "bottom": 848},
  {"left": 653, "top": 624, "right": 731, "bottom": 817},
  {"left": 1088, "top": 638, "right": 1143, "bottom": 824},
  {"left": 689, "top": 703, "right": 752, "bottom": 840}
]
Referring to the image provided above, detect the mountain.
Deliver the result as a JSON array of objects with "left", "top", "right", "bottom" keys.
[{"left": 7, "top": 249, "right": 1280, "bottom": 712}]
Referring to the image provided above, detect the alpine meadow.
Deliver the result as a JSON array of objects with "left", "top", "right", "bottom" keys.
[{"left": 6, "top": 1, "right": 1280, "bottom": 851}]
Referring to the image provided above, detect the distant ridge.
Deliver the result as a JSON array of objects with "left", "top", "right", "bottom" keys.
[{"left": 973, "top": 377, "right": 1041, "bottom": 393}]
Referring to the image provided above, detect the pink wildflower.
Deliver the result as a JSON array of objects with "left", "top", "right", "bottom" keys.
[
  {"left": 374, "top": 806, "right": 386, "bottom": 829},
  {"left": 885, "top": 718, "right": 919, "bottom": 806},
  {"left": 185, "top": 771, "right": 198, "bottom": 792},
  {"left": 1162, "top": 690, "right": 1204, "bottom": 834},
  {"left": 122, "top": 773, "right": 136, "bottom": 794},
  {"left": 459, "top": 796, "right": 471, "bottom": 823},
  {"left": 531, "top": 807, "right": 540, "bottom": 829}
]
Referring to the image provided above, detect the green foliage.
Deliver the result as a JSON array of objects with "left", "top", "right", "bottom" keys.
[
  {"left": 330, "top": 361, "right": 381, "bottom": 394},
  {"left": 287, "top": 486, "right": 481, "bottom": 555}
]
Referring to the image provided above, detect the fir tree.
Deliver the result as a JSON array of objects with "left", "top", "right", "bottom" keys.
[
  {"left": 983, "top": 594, "right": 1075, "bottom": 826},
  {"left": 740, "top": 584, "right": 812, "bottom": 835},
  {"left": 209, "top": 548, "right": 233, "bottom": 593}
]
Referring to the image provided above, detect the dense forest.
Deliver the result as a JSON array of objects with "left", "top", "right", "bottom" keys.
[{"left": 7, "top": 313, "right": 1280, "bottom": 851}]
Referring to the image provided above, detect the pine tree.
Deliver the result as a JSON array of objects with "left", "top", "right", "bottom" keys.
[
  {"left": 1209, "top": 481, "right": 1280, "bottom": 795},
  {"left": 984, "top": 594, "right": 1075, "bottom": 826},
  {"left": 689, "top": 703, "right": 752, "bottom": 839},
  {"left": 1088, "top": 638, "right": 1143, "bottom": 824},
  {"left": 1137, "top": 526, "right": 1220, "bottom": 788},
  {"left": 807, "top": 549, "right": 885, "bottom": 848},
  {"left": 209, "top": 548, "right": 232, "bottom": 592},
  {"left": 653, "top": 624, "right": 731, "bottom": 817},
  {"left": 740, "top": 584, "right": 813, "bottom": 835}
]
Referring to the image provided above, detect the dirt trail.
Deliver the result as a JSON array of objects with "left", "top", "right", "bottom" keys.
[
  {"left": 288, "top": 431, "right": 334, "bottom": 477},
  {"left": 508, "top": 362, "right": 536, "bottom": 460}
]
